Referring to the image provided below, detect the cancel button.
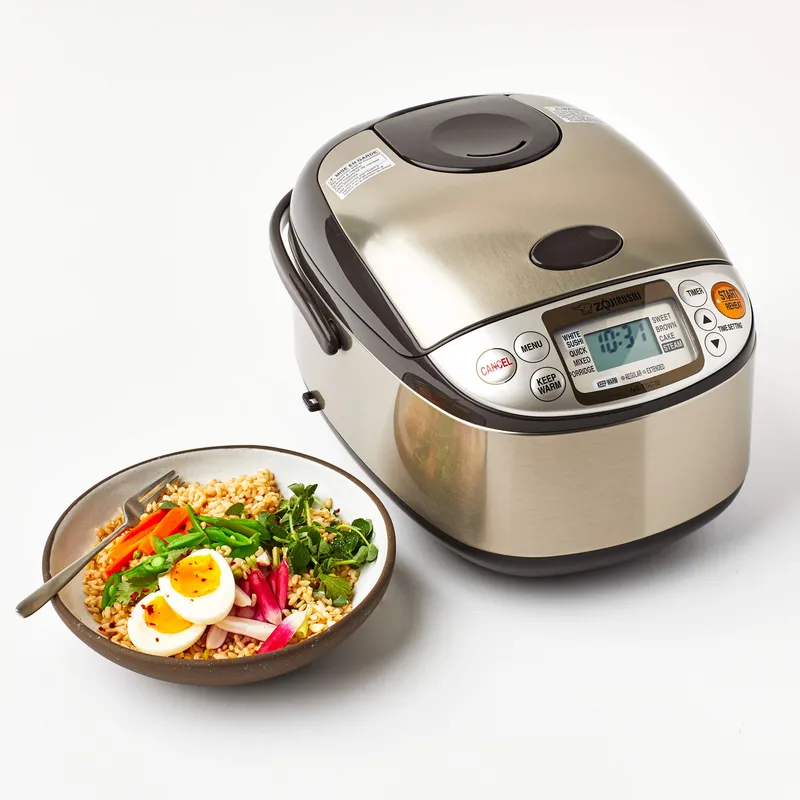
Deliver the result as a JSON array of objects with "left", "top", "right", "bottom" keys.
[
  {"left": 476, "top": 348, "right": 517, "bottom": 384},
  {"left": 530, "top": 367, "right": 566, "bottom": 401}
]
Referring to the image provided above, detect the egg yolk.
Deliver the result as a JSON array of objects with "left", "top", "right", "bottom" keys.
[
  {"left": 143, "top": 596, "right": 193, "bottom": 634},
  {"left": 170, "top": 553, "right": 221, "bottom": 597}
]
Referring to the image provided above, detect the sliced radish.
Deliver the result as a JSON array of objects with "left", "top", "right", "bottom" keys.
[
  {"left": 275, "top": 559, "right": 289, "bottom": 609},
  {"left": 233, "top": 585, "right": 252, "bottom": 607},
  {"left": 257, "top": 611, "right": 307, "bottom": 654},
  {"left": 249, "top": 568, "right": 282, "bottom": 625},
  {"left": 236, "top": 605, "right": 255, "bottom": 619},
  {"left": 215, "top": 615, "right": 277, "bottom": 640},
  {"left": 267, "top": 568, "right": 278, "bottom": 598},
  {"left": 256, "top": 551, "right": 271, "bottom": 567},
  {"left": 206, "top": 625, "right": 228, "bottom": 650}
]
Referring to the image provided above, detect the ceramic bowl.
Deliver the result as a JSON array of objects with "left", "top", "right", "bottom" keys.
[{"left": 42, "top": 445, "right": 396, "bottom": 685}]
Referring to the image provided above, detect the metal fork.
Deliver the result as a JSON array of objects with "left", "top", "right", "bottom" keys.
[{"left": 16, "top": 469, "right": 180, "bottom": 618}]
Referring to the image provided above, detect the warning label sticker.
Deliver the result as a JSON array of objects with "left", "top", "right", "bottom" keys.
[
  {"left": 545, "top": 106, "right": 604, "bottom": 124},
  {"left": 325, "top": 148, "right": 395, "bottom": 200}
]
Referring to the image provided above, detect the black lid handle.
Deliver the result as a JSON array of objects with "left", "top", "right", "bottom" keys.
[{"left": 269, "top": 191, "right": 341, "bottom": 356}]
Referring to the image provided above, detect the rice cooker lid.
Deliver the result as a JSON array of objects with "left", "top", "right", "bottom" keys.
[{"left": 290, "top": 94, "right": 729, "bottom": 355}]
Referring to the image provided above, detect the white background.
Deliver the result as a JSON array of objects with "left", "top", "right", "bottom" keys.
[{"left": 1, "top": 2, "right": 798, "bottom": 797}]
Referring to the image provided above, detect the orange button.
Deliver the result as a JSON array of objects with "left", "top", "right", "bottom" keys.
[{"left": 711, "top": 282, "right": 746, "bottom": 319}]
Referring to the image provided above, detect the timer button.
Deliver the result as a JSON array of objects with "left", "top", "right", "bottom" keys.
[
  {"left": 704, "top": 333, "right": 727, "bottom": 357},
  {"left": 694, "top": 308, "right": 717, "bottom": 331},
  {"left": 678, "top": 280, "right": 707, "bottom": 307},
  {"left": 513, "top": 331, "right": 550, "bottom": 363},
  {"left": 476, "top": 349, "right": 517, "bottom": 384},
  {"left": 711, "top": 282, "right": 746, "bottom": 319},
  {"left": 530, "top": 367, "right": 566, "bottom": 401}
]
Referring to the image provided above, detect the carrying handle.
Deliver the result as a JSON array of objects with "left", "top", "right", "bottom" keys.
[{"left": 269, "top": 191, "right": 341, "bottom": 355}]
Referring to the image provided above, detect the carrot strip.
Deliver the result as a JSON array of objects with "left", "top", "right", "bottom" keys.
[
  {"left": 105, "top": 532, "right": 152, "bottom": 576},
  {"left": 104, "top": 510, "right": 169, "bottom": 576},
  {"left": 118, "top": 509, "right": 168, "bottom": 544},
  {"left": 138, "top": 507, "right": 190, "bottom": 556}
]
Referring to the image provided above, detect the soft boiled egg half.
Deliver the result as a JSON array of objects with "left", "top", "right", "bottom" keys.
[
  {"left": 127, "top": 591, "right": 206, "bottom": 657},
  {"left": 157, "top": 548, "right": 235, "bottom": 625}
]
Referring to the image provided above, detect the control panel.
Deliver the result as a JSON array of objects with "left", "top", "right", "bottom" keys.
[{"left": 427, "top": 263, "right": 752, "bottom": 416}]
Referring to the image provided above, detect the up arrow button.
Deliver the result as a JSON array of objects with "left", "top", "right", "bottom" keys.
[
  {"left": 694, "top": 307, "right": 717, "bottom": 331},
  {"left": 704, "top": 332, "right": 727, "bottom": 357}
]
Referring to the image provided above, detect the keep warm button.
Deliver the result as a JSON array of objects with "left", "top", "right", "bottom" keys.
[
  {"left": 711, "top": 282, "right": 746, "bottom": 319},
  {"left": 531, "top": 367, "right": 566, "bottom": 401},
  {"left": 476, "top": 348, "right": 517, "bottom": 384}
]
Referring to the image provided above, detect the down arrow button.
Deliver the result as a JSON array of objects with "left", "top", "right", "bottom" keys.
[{"left": 704, "top": 332, "right": 727, "bottom": 356}]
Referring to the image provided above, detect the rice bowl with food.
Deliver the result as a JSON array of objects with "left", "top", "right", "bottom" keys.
[{"left": 82, "top": 467, "right": 380, "bottom": 660}]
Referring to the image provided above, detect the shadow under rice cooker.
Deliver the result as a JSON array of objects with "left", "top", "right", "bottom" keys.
[{"left": 270, "top": 93, "right": 755, "bottom": 576}]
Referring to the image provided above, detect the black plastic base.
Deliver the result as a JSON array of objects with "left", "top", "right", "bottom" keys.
[{"left": 313, "top": 398, "right": 743, "bottom": 576}]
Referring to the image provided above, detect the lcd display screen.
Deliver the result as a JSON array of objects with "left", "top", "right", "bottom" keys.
[{"left": 584, "top": 317, "right": 662, "bottom": 372}]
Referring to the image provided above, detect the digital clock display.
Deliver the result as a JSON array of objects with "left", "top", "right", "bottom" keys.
[{"left": 584, "top": 317, "right": 662, "bottom": 372}]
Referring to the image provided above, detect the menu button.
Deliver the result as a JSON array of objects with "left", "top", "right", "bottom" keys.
[{"left": 513, "top": 331, "right": 550, "bottom": 363}]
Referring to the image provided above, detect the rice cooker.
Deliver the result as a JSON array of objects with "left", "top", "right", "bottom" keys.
[{"left": 270, "top": 94, "right": 755, "bottom": 576}]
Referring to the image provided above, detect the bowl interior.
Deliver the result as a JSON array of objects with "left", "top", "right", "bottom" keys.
[{"left": 48, "top": 446, "right": 391, "bottom": 635}]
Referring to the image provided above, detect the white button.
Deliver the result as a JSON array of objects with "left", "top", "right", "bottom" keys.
[
  {"left": 476, "top": 349, "right": 517, "bottom": 384},
  {"left": 694, "top": 308, "right": 717, "bottom": 331},
  {"left": 678, "top": 280, "right": 707, "bottom": 306},
  {"left": 704, "top": 332, "right": 727, "bottom": 357},
  {"left": 513, "top": 331, "right": 550, "bottom": 363},
  {"left": 530, "top": 367, "right": 566, "bottom": 401}
]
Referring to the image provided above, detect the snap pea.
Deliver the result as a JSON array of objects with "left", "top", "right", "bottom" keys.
[
  {"left": 199, "top": 516, "right": 268, "bottom": 538},
  {"left": 165, "top": 531, "right": 206, "bottom": 551},
  {"left": 229, "top": 539, "right": 259, "bottom": 560},
  {"left": 206, "top": 526, "right": 247, "bottom": 548},
  {"left": 100, "top": 573, "right": 121, "bottom": 609}
]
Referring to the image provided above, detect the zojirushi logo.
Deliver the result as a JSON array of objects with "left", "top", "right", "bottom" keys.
[{"left": 593, "top": 290, "right": 642, "bottom": 312}]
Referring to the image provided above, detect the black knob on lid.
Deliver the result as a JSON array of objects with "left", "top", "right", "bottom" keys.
[
  {"left": 531, "top": 226, "right": 623, "bottom": 270},
  {"left": 374, "top": 95, "right": 561, "bottom": 173}
]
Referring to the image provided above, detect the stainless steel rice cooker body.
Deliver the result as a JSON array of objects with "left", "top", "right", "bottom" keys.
[{"left": 271, "top": 94, "right": 755, "bottom": 575}]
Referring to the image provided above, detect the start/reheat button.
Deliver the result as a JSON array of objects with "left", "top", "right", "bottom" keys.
[
  {"left": 711, "top": 282, "right": 746, "bottom": 319},
  {"left": 476, "top": 348, "right": 517, "bottom": 384}
]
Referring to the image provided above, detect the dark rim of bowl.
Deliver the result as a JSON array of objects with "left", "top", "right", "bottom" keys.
[{"left": 42, "top": 444, "right": 397, "bottom": 671}]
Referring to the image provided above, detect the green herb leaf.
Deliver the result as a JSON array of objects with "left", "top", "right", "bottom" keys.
[
  {"left": 319, "top": 573, "right": 352, "bottom": 600},
  {"left": 332, "top": 595, "right": 348, "bottom": 607},
  {"left": 257, "top": 511, "right": 278, "bottom": 528},
  {"left": 366, "top": 544, "right": 379, "bottom": 563},
  {"left": 159, "top": 500, "right": 178, "bottom": 510},
  {"left": 288, "top": 540, "right": 312, "bottom": 573},
  {"left": 288, "top": 483, "right": 319, "bottom": 502},
  {"left": 353, "top": 545, "right": 369, "bottom": 566},
  {"left": 115, "top": 579, "right": 154, "bottom": 606},
  {"left": 332, "top": 531, "right": 359, "bottom": 559},
  {"left": 317, "top": 540, "right": 331, "bottom": 559},
  {"left": 350, "top": 519, "right": 374, "bottom": 540},
  {"left": 225, "top": 502, "right": 245, "bottom": 517},
  {"left": 297, "top": 525, "right": 321, "bottom": 548}
]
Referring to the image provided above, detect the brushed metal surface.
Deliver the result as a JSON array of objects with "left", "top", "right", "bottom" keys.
[
  {"left": 317, "top": 94, "right": 728, "bottom": 350},
  {"left": 295, "top": 311, "right": 753, "bottom": 558}
]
